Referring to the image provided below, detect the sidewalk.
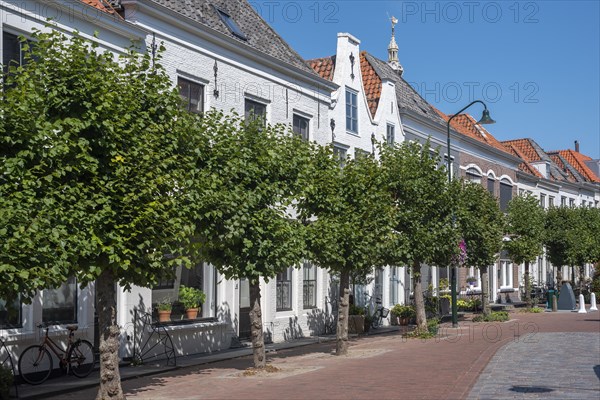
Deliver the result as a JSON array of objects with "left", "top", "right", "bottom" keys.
[
  {"left": 16, "top": 326, "right": 402, "bottom": 399},
  {"left": 22, "top": 310, "right": 600, "bottom": 399}
]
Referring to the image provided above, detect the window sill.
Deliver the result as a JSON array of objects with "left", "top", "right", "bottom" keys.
[
  {"left": 499, "top": 287, "right": 515, "bottom": 292},
  {"left": 151, "top": 319, "right": 227, "bottom": 333},
  {"left": 346, "top": 131, "right": 360, "bottom": 137}
]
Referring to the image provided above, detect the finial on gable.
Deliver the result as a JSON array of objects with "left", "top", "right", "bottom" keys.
[{"left": 387, "top": 15, "right": 403, "bottom": 76}]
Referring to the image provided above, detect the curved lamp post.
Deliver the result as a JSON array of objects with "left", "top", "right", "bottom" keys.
[{"left": 447, "top": 100, "right": 495, "bottom": 328}]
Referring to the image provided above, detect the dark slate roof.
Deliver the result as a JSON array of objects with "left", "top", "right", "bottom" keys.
[
  {"left": 363, "top": 53, "right": 447, "bottom": 127},
  {"left": 149, "top": 0, "right": 317, "bottom": 75}
]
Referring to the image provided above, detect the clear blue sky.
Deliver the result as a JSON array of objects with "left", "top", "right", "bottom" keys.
[{"left": 252, "top": 0, "right": 600, "bottom": 159}]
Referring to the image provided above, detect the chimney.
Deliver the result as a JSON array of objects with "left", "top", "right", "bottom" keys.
[{"left": 575, "top": 140, "right": 580, "bottom": 153}]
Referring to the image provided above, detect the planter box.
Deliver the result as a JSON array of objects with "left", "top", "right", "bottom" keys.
[{"left": 348, "top": 315, "right": 365, "bottom": 334}]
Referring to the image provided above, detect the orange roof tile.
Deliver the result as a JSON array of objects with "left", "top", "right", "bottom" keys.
[
  {"left": 360, "top": 51, "right": 381, "bottom": 119},
  {"left": 308, "top": 56, "right": 335, "bottom": 81},
  {"left": 437, "top": 112, "right": 512, "bottom": 156},
  {"left": 549, "top": 154, "right": 578, "bottom": 182},
  {"left": 80, "top": 0, "right": 120, "bottom": 15},
  {"left": 551, "top": 149, "right": 600, "bottom": 183},
  {"left": 502, "top": 139, "right": 541, "bottom": 162},
  {"left": 506, "top": 144, "right": 544, "bottom": 179}
]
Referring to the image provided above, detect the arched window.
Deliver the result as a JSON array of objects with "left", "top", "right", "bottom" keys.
[
  {"left": 487, "top": 174, "right": 495, "bottom": 195},
  {"left": 499, "top": 178, "right": 513, "bottom": 211},
  {"left": 465, "top": 167, "right": 481, "bottom": 184}
]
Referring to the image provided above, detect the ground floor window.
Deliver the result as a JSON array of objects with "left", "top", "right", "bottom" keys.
[
  {"left": 499, "top": 261, "right": 513, "bottom": 288},
  {"left": 389, "top": 267, "right": 399, "bottom": 305},
  {"left": 303, "top": 262, "right": 317, "bottom": 309},
  {"left": 151, "top": 263, "right": 207, "bottom": 319},
  {"left": 276, "top": 267, "right": 293, "bottom": 311},
  {"left": 0, "top": 296, "right": 21, "bottom": 328},
  {"left": 42, "top": 277, "right": 77, "bottom": 324}
]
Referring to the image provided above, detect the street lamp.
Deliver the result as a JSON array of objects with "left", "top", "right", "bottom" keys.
[{"left": 446, "top": 100, "right": 495, "bottom": 328}]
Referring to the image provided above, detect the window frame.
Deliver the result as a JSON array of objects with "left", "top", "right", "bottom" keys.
[
  {"left": 345, "top": 88, "right": 358, "bottom": 133},
  {"left": 42, "top": 277, "right": 78, "bottom": 325},
  {"left": 302, "top": 262, "right": 317, "bottom": 309},
  {"left": 215, "top": 7, "right": 248, "bottom": 40},
  {"left": 292, "top": 114, "right": 310, "bottom": 141},
  {"left": 177, "top": 77, "right": 205, "bottom": 115},
  {"left": 0, "top": 295, "right": 22, "bottom": 329},
  {"left": 465, "top": 167, "right": 482, "bottom": 184},
  {"left": 499, "top": 179, "right": 513, "bottom": 212},
  {"left": 276, "top": 267, "right": 293, "bottom": 311},
  {"left": 333, "top": 143, "right": 348, "bottom": 167},
  {"left": 386, "top": 124, "right": 395, "bottom": 145},
  {"left": 244, "top": 98, "right": 267, "bottom": 126}
]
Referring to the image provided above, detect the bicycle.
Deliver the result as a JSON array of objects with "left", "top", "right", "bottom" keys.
[
  {"left": 18, "top": 323, "right": 95, "bottom": 385},
  {"left": 366, "top": 295, "right": 389, "bottom": 329}
]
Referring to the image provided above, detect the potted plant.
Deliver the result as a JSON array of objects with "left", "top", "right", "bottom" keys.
[
  {"left": 466, "top": 276, "right": 477, "bottom": 288},
  {"left": 157, "top": 298, "right": 172, "bottom": 323},
  {"left": 348, "top": 304, "right": 365, "bottom": 334},
  {"left": 178, "top": 285, "right": 206, "bottom": 320},
  {"left": 391, "top": 304, "right": 415, "bottom": 326}
]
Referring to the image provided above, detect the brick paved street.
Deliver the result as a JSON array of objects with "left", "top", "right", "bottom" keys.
[
  {"left": 42, "top": 310, "right": 599, "bottom": 400},
  {"left": 468, "top": 332, "right": 600, "bottom": 399}
]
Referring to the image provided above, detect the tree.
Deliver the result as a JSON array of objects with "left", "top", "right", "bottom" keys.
[
  {"left": 504, "top": 194, "right": 545, "bottom": 308},
  {"left": 379, "top": 141, "right": 457, "bottom": 333},
  {"left": 297, "top": 146, "right": 391, "bottom": 355},
  {"left": 1, "top": 31, "right": 204, "bottom": 399},
  {"left": 192, "top": 112, "right": 312, "bottom": 367},
  {"left": 544, "top": 206, "right": 572, "bottom": 287},
  {"left": 455, "top": 182, "right": 504, "bottom": 316}
]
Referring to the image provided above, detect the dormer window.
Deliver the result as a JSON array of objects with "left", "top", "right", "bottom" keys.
[{"left": 216, "top": 7, "right": 248, "bottom": 41}]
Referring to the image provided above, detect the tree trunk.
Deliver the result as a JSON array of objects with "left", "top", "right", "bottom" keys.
[
  {"left": 579, "top": 265, "right": 585, "bottom": 294},
  {"left": 556, "top": 267, "right": 563, "bottom": 292},
  {"left": 524, "top": 261, "right": 532, "bottom": 308},
  {"left": 335, "top": 270, "right": 350, "bottom": 356},
  {"left": 412, "top": 261, "right": 427, "bottom": 332},
  {"left": 96, "top": 269, "right": 124, "bottom": 400},
  {"left": 248, "top": 280, "right": 266, "bottom": 368},
  {"left": 480, "top": 266, "right": 490, "bottom": 316}
]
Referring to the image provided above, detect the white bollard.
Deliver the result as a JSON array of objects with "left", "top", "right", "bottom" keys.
[
  {"left": 590, "top": 293, "right": 598, "bottom": 311},
  {"left": 577, "top": 294, "right": 587, "bottom": 313}
]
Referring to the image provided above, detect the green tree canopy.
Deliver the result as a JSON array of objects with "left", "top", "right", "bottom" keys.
[
  {"left": 297, "top": 146, "right": 391, "bottom": 355},
  {"left": 191, "top": 112, "right": 314, "bottom": 367},
  {"left": 379, "top": 140, "right": 458, "bottom": 332},
  {"left": 504, "top": 194, "right": 545, "bottom": 307},
  {"left": 1, "top": 30, "right": 204, "bottom": 399},
  {"left": 456, "top": 182, "right": 504, "bottom": 314}
]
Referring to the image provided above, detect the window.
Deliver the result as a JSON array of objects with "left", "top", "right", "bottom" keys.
[
  {"left": 386, "top": 124, "right": 395, "bottom": 145},
  {"left": 2, "top": 32, "right": 22, "bottom": 70},
  {"left": 293, "top": 114, "right": 309, "bottom": 141},
  {"left": 569, "top": 198, "right": 575, "bottom": 208},
  {"left": 303, "top": 262, "right": 317, "bottom": 309},
  {"left": 345, "top": 89, "right": 358, "bottom": 133},
  {"left": 581, "top": 200, "right": 586, "bottom": 207},
  {"left": 540, "top": 194, "right": 546, "bottom": 209},
  {"left": 519, "top": 189, "right": 525, "bottom": 196},
  {"left": 154, "top": 268, "right": 176, "bottom": 289},
  {"left": 561, "top": 196, "right": 566, "bottom": 207},
  {"left": 215, "top": 7, "right": 248, "bottom": 40},
  {"left": 499, "top": 179, "right": 513, "bottom": 212},
  {"left": 549, "top": 196, "right": 555, "bottom": 207},
  {"left": 499, "top": 250, "right": 513, "bottom": 288},
  {"left": 465, "top": 167, "right": 481, "bottom": 184},
  {"left": 0, "top": 296, "right": 21, "bottom": 328},
  {"left": 487, "top": 176, "right": 495, "bottom": 195},
  {"left": 355, "top": 148, "right": 370, "bottom": 159},
  {"left": 178, "top": 77, "right": 204, "bottom": 114},
  {"left": 42, "top": 277, "right": 77, "bottom": 324},
  {"left": 389, "top": 267, "right": 399, "bottom": 306},
  {"left": 276, "top": 267, "right": 293, "bottom": 311},
  {"left": 333, "top": 144, "right": 347, "bottom": 167},
  {"left": 245, "top": 99, "right": 266, "bottom": 126}
]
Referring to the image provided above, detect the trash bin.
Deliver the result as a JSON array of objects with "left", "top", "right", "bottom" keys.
[{"left": 547, "top": 290, "right": 555, "bottom": 309}]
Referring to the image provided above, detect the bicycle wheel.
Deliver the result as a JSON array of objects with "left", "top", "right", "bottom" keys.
[
  {"left": 18, "top": 345, "right": 53, "bottom": 385},
  {"left": 68, "top": 339, "right": 95, "bottom": 378}
]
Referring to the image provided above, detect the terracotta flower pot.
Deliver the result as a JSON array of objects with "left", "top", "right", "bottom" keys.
[
  {"left": 186, "top": 308, "right": 199, "bottom": 320},
  {"left": 158, "top": 310, "right": 171, "bottom": 323}
]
